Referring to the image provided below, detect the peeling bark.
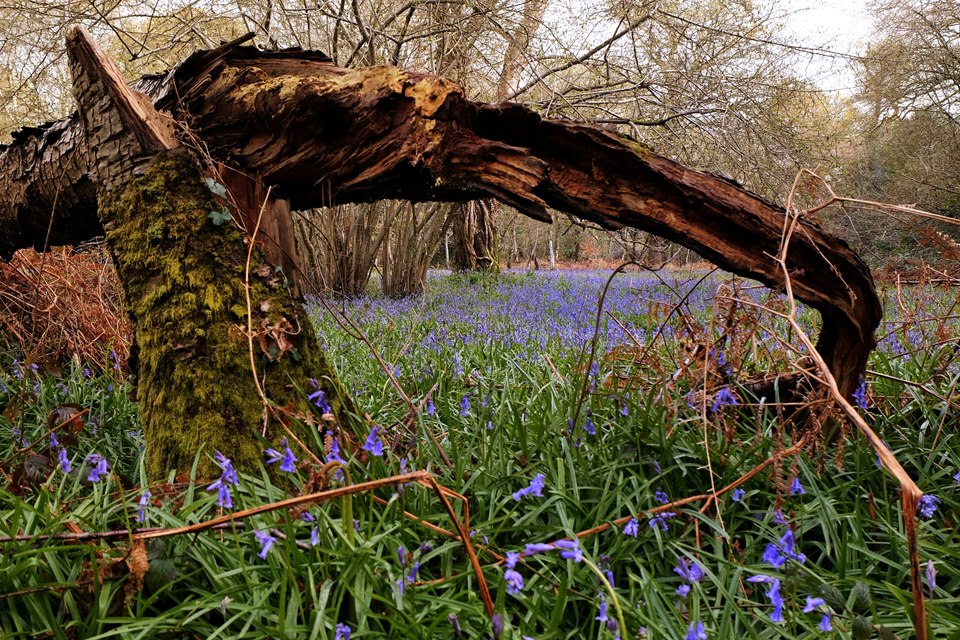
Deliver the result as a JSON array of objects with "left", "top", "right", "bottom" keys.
[
  {"left": 64, "top": 26, "right": 355, "bottom": 479},
  {"left": 1, "top": 36, "right": 881, "bottom": 402}
]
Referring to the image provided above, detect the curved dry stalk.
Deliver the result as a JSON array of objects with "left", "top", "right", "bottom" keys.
[{"left": 779, "top": 178, "right": 928, "bottom": 640}]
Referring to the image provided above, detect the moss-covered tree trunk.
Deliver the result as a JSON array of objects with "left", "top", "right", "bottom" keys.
[
  {"left": 102, "top": 150, "right": 353, "bottom": 479},
  {"left": 65, "top": 25, "right": 355, "bottom": 480}
]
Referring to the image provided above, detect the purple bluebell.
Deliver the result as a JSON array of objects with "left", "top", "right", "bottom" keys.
[
  {"left": 491, "top": 613, "right": 503, "bottom": 639},
  {"left": 789, "top": 477, "right": 805, "bottom": 495},
  {"left": 397, "top": 546, "right": 406, "bottom": 568},
  {"left": 819, "top": 614, "right": 832, "bottom": 631},
  {"left": 406, "top": 561, "right": 420, "bottom": 584},
  {"left": 254, "top": 530, "right": 276, "bottom": 559},
  {"left": 137, "top": 491, "right": 152, "bottom": 523},
  {"left": 85, "top": 453, "right": 110, "bottom": 483},
  {"left": 310, "top": 527, "right": 319, "bottom": 546},
  {"left": 426, "top": 398, "right": 435, "bottom": 415},
  {"left": 711, "top": 387, "right": 738, "bottom": 412},
  {"left": 554, "top": 539, "right": 583, "bottom": 562},
  {"left": 654, "top": 488, "right": 669, "bottom": 504},
  {"left": 685, "top": 621, "right": 707, "bottom": 640},
  {"left": 57, "top": 447, "right": 72, "bottom": 473},
  {"left": 674, "top": 556, "right": 705, "bottom": 596},
  {"left": 265, "top": 441, "right": 297, "bottom": 472},
  {"left": 460, "top": 394, "right": 470, "bottom": 416},
  {"left": 595, "top": 593, "right": 608, "bottom": 623},
  {"left": 732, "top": 488, "right": 746, "bottom": 502},
  {"left": 772, "top": 508, "right": 787, "bottom": 525},
  {"left": 207, "top": 451, "right": 239, "bottom": 508},
  {"left": 919, "top": 494, "right": 940, "bottom": 519},
  {"left": 524, "top": 542, "right": 555, "bottom": 555},
  {"left": 954, "top": 469, "right": 960, "bottom": 486},
  {"left": 448, "top": 614, "right": 462, "bottom": 637},
  {"left": 584, "top": 417, "right": 596, "bottom": 436},
  {"left": 512, "top": 473, "right": 545, "bottom": 501},
  {"left": 853, "top": 378, "right": 868, "bottom": 409},
  {"left": 334, "top": 622, "right": 351, "bottom": 640},
  {"left": 747, "top": 575, "right": 784, "bottom": 623},
  {"left": 926, "top": 560, "right": 936, "bottom": 595},
  {"left": 802, "top": 596, "right": 825, "bottom": 613},
  {"left": 308, "top": 380, "right": 332, "bottom": 414},
  {"left": 505, "top": 567, "right": 524, "bottom": 594},
  {"left": 49, "top": 433, "right": 59, "bottom": 449},
  {"left": 362, "top": 426, "right": 384, "bottom": 457},
  {"left": 649, "top": 511, "right": 676, "bottom": 531}
]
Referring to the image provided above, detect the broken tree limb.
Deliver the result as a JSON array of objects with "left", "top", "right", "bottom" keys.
[
  {"left": 64, "top": 25, "right": 358, "bottom": 479},
  {"left": 0, "top": 38, "right": 881, "bottom": 401}
]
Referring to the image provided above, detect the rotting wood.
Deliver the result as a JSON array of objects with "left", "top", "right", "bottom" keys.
[
  {"left": 64, "top": 25, "right": 357, "bottom": 479},
  {"left": 0, "top": 34, "right": 881, "bottom": 402}
]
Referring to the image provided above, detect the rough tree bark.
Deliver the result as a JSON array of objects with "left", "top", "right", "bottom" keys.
[
  {"left": 61, "top": 27, "right": 355, "bottom": 480},
  {"left": 0, "top": 35, "right": 881, "bottom": 428}
]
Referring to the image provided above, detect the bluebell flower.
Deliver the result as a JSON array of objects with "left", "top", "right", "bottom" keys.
[
  {"left": 623, "top": 518, "right": 639, "bottom": 537},
  {"left": 649, "top": 511, "right": 676, "bottom": 531},
  {"left": 554, "top": 539, "right": 583, "bottom": 562},
  {"left": 491, "top": 613, "right": 503, "bottom": 639},
  {"left": 254, "top": 530, "right": 275, "bottom": 559},
  {"left": 57, "top": 447, "right": 72, "bottom": 473},
  {"left": 819, "top": 614, "right": 832, "bottom": 631},
  {"left": 685, "top": 621, "right": 707, "bottom": 640},
  {"left": 595, "top": 593, "right": 608, "bottom": 623},
  {"left": 362, "top": 426, "right": 384, "bottom": 457},
  {"left": 772, "top": 508, "right": 787, "bottom": 525},
  {"left": 512, "top": 473, "right": 546, "bottom": 501},
  {"left": 207, "top": 451, "right": 239, "bottom": 508},
  {"left": 266, "top": 441, "right": 297, "bottom": 472},
  {"left": 49, "top": 433, "right": 59, "bottom": 449},
  {"left": 310, "top": 527, "right": 319, "bottom": 546},
  {"left": 85, "top": 453, "right": 110, "bottom": 483},
  {"left": 406, "top": 561, "right": 420, "bottom": 584},
  {"left": 802, "top": 596, "right": 825, "bottom": 613},
  {"left": 711, "top": 387, "right": 738, "bottom": 412},
  {"left": 426, "top": 398, "right": 436, "bottom": 415},
  {"left": 137, "top": 491, "right": 152, "bottom": 523},
  {"left": 789, "top": 477, "right": 804, "bottom": 495},
  {"left": 460, "top": 394, "right": 470, "bottom": 416},
  {"left": 325, "top": 431, "right": 345, "bottom": 479},
  {"left": 919, "top": 494, "right": 940, "bottom": 519},
  {"left": 732, "top": 488, "right": 746, "bottom": 502},
  {"left": 583, "top": 417, "right": 596, "bottom": 436},
  {"left": 926, "top": 560, "right": 936, "bottom": 595},
  {"left": 747, "top": 575, "right": 783, "bottom": 623},
  {"left": 654, "top": 488, "right": 669, "bottom": 504},
  {"left": 308, "top": 380, "right": 332, "bottom": 413},
  {"left": 853, "top": 377, "right": 868, "bottom": 409},
  {"left": 506, "top": 551, "right": 520, "bottom": 569},
  {"left": 448, "top": 614, "right": 462, "bottom": 637},
  {"left": 505, "top": 567, "right": 524, "bottom": 594},
  {"left": 674, "top": 557, "right": 705, "bottom": 584},
  {"left": 300, "top": 511, "right": 315, "bottom": 522},
  {"left": 397, "top": 546, "right": 407, "bottom": 568},
  {"left": 524, "top": 542, "right": 555, "bottom": 555},
  {"left": 334, "top": 622, "right": 351, "bottom": 640},
  {"left": 954, "top": 469, "right": 960, "bottom": 486}
]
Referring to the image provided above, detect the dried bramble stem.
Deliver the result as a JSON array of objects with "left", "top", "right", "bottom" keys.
[{"left": 779, "top": 174, "right": 928, "bottom": 640}]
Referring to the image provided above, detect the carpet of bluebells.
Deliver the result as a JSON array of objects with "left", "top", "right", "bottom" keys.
[{"left": 2, "top": 268, "right": 960, "bottom": 639}]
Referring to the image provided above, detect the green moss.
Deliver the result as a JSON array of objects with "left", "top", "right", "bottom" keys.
[{"left": 99, "top": 150, "right": 356, "bottom": 480}]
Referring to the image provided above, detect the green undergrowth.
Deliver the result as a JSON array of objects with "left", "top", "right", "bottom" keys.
[{"left": 1, "top": 271, "right": 960, "bottom": 639}]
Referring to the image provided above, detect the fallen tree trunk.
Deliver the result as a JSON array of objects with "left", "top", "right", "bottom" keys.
[{"left": 0, "top": 33, "right": 881, "bottom": 407}]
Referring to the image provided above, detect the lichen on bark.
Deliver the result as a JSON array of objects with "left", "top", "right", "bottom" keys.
[{"left": 99, "top": 149, "right": 355, "bottom": 480}]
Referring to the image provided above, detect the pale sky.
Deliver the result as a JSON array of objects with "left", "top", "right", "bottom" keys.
[{"left": 780, "top": 0, "right": 875, "bottom": 94}]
